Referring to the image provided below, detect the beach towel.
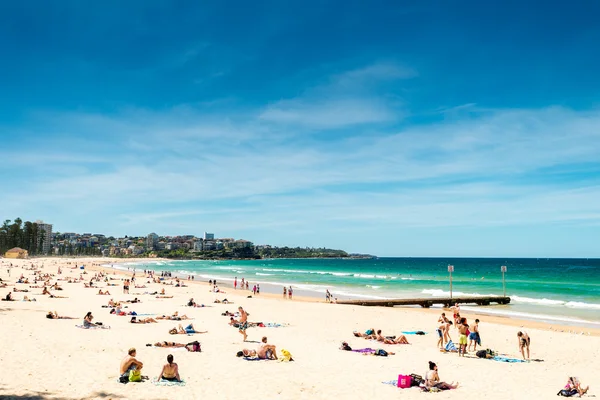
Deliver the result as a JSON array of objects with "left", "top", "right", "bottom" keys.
[
  {"left": 152, "top": 378, "right": 186, "bottom": 386},
  {"left": 352, "top": 348, "right": 376, "bottom": 353},
  {"left": 402, "top": 331, "right": 427, "bottom": 335},
  {"left": 243, "top": 357, "right": 271, "bottom": 361},
  {"left": 492, "top": 356, "right": 525, "bottom": 363},
  {"left": 382, "top": 380, "right": 398, "bottom": 386},
  {"left": 75, "top": 324, "right": 110, "bottom": 329},
  {"left": 261, "top": 322, "right": 289, "bottom": 328},
  {"left": 445, "top": 340, "right": 457, "bottom": 352}
]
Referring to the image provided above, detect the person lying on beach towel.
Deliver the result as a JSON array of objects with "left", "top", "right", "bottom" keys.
[
  {"left": 47, "top": 311, "right": 76, "bottom": 319},
  {"left": 156, "top": 312, "right": 190, "bottom": 321},
  {"left": 22, "top": 296, "right": 37, "bottom": 302},
  {"left": 187, "top": 298, "right": 208, "bottom": 307},
  {"left": 353, "top": 328, "right": 376, "bottom": 338},
  {"left": 130, "top": 316, "right": 158, "bottom": 324},
  {"left": 156, "top": 295, "right": 174, "bottom": 299},
  {"left": 151, "top": 341, "right": 186, "bottom": 348},
  {"left": 375, "top": 330, "right": 409, "bottom": 344},
  {"left": 169, "top": 324, "right": 207, "bottom": 335},
  {"left": 97, "top": 289, "right": 110, "bottom": 295},
  {"left": 340, "top": 342, "right": 395, "bottom": 355}
]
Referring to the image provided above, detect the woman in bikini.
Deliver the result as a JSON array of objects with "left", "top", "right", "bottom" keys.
[
  {"left": 47, "top": 311, "right": 76, "bottom": 319},
  {"left": 158, "top": 354, "right": 181, "bottom": 382},
  {"left": 517, "top": 331, "right": 531, "bottom": 360},
  {"left": 153, "top": 342, "right": 186, "bottom": 348}
]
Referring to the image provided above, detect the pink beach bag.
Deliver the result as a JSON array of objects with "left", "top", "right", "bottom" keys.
[{"left": 397, "top": 374, "right": 412, "bottom": 389}]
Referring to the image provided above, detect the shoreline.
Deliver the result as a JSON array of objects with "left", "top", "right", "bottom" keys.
[{"left": 89, "top": 258, "right": 600, "bottom": 336}]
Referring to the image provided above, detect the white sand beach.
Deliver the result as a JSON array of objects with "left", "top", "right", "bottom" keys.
[{"left": 0, "top": 257, "right": 597, "bottom": 400}]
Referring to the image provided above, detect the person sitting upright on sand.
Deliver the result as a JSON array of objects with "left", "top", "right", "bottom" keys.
[
  {"left": 158, "top": 354, "right": 181, "bottom": 382},
  {"left": 120, "top": 347, "right": 144, "bottom": 379},
  {"left": 257, "top": 336, "right": 278, "bottom": 360}
]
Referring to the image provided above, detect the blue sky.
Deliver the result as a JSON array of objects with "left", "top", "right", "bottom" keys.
[{"left": 1, "top": 1, "right": 600, "bottom": 257}]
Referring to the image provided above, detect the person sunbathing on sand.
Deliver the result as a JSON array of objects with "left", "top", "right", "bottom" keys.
[
  {"left": 47, "top": 311, "right": 75, "bottom": 319},
  {"left": 120, "top": 348, "right": 144, "bottom": 380},
  {"left": 98, "top": 289, "right": 110, "bottom": 295},
  {"left": 169, "top": 324, "right": 207, "bottom": 335},
  {"left": 375, "top": 330, "right": 409, "bottom": 344},
  {"left": 130, "top": 316, "right": 158, "bottom": 324},
  {"left": 153, "top": 341, "right": 186, "bottom": 348},
  {"left": 353, "top": 328, "right": 376, "bottom": 339},
  {"left": 3, "top": 292, "right": 14, "bottom": 301}
]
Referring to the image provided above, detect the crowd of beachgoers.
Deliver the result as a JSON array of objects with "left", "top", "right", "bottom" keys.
[{"left": 0, "top": 257, "right": 593, "bottom": 399}]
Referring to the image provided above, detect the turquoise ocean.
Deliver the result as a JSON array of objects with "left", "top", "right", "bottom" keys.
[{"left": 112, "top": 258, "right": 600, "bottom": 328}]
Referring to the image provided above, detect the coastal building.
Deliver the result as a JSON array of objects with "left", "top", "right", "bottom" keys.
[
  {"left": 35, "top": 220, "right": 53, "bottom": 254},
  {"left": 204, "top": 232, "right": 215, "bottom": 240},
  {"left": 4, "top": 247, "right": 28, "bottom": 259},
  {"left": 146, "top": 233, "right": 159, "bottom": 250},
  {"left": 234, "top": 239, "right": 253, "bottom": 248}
]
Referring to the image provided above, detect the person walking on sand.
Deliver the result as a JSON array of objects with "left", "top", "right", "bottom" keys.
[
  {"left": 238, "top": 306, "right": 249, "bottom": 341},
  {"left": 517, "top": 331, "right": 530, "bottom": 360},
  {"left": 468, "top": 319, "right": 481, "bottom": 352},
  {"left": 253, "top": 285, "right": 257, "bottom": 295}
]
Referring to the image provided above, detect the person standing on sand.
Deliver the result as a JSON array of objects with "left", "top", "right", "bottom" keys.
[
  {"left": 288, "top": 286, "right": 293, "bottom": 300},
  {"left": 253, "top": 285, "right": 257, "bottom": 295},
  {"left": 238, "top": 306, "right": 249, "bottom": 341},
  {"left": 468, "top": 319, "right": 481, "bottom": 352},
  {"left": 257, "top": 284, "right": 260, "bottom": 294},
  {"left": 517, "top": 331, "right": 530, "bottom": 360},
  {"left": 234, "top": 277, "right": 237, "bottom": 290},
  {"left": 283, "top": 286, "right": 287, "bottom": 298},
  {"left": 457, "top": 318, "right": 468, "bottom": 357}
]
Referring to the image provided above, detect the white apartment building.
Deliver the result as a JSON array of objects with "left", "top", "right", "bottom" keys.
[{"left": 35, "top": 220, "right": 53, "bottom": 254}]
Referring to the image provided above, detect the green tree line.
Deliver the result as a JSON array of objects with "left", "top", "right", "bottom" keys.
[{"left": 0, "top": 218, "right": 47, "bottom": 255}]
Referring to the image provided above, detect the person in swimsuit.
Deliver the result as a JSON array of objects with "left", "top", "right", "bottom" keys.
[
  {"left": 375, "top": 329, "right": 409, "bottom": 344},
  {"left": 158, "top": 354, "right": 181, "bottom": 382},
  {"left": 153, "top": 342, "right": 186, "bottom": 348},
  {"left": 120, "top": 348, "right": 143, "bottom": 379},
  {"left": 130, "top": 316, "right": 158, "bottom": 324},
  {"left": 458, "top": 319, "right": 469, "bottom": 357},
  {"left": 46, "top": 311, "right": 75, "bottom": 319},
  {"left": 517, "top": 331, "right": 531, "bottom": 360},
  {"left": 238, "top": 306, "right": 249, "bottom": 341},
  {"left": 468, "top": 319, "right": 481, "bottom": 352},
  {"left": 425, "top": 361, "right": 458, "bottom": 390}
]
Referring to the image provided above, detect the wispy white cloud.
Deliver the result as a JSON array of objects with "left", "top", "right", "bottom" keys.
[
  {"left": 2, "top": 62, "right": 600, "bottom": 255},
  {"left": 259, "top": 62, "right": 413, "bottom": 128}
]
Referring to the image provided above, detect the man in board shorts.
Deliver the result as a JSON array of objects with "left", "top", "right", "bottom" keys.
[{"left": 238, "top": 306, "right": 248, "bottom": 341}]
